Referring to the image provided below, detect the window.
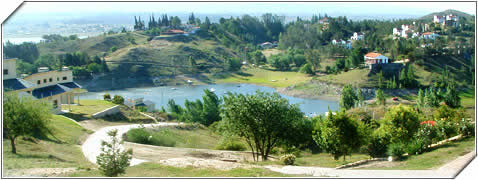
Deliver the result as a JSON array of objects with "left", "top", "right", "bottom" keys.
[
  {"left": 37, "top": 80, "right": 41, "bottom": 84},
  {"left": 3, "top": 69, "right": 8, "bottom": 75},
  {"left": 53, "top": 100, "right": 58, "bottom": 109},
  {"left": 49, "top": 78, "right": 53, "bottom": 82},
  {"left": 43, "top": 79, "right": 47, "bottom": 83},
  {"left": 63, "top": 76, "right": 67, "bottom": 80},
  {"left": 57, "top": 77, "right": 59, "bottom": 81}
]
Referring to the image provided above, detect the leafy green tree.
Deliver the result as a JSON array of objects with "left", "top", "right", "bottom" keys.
[
  {"left": 378, "top": 105, "right": 420, "bottom": 144},
  {"left": 356, "top": 88, "right": 364, "bottom": 107},
  {"left": 167, "top": 99, "right": 183, "bottom": 116},
  {"left": 339, "top": 84, "right": 358, "bottom": 110},
  {"left": 444, "top": 81, "right": 461, "bottom": 108},
  {"left": 103, "top": 93, "right": 111, "bottom": 101},
  {"left": 293, "top": 54, "right": 307, "bottom": 67},
  {"left": 222, "top": 91, "right": 304, "bottom": 161},
  {"left": 3, "top": 94, "right": 52, "bottom": 153},
  {"left": 112, "top": 95, "right": 125, "bottom": 105},
  {"left": 201, "top": 89, "right": 222, "bottom": 126},
  {"left": 250, "top": 50, "right": 267, "bottom": 65},
  {"left": 182, "top": 99, "right": 203, "bottom": 123},
  {"left": 313, "top": 110, "right": 363, "bottom": 161},
  {"left": 299, "top": 63, "right": 314, "bottom": 75},
  {"left": 304, "top": 49, "right": 321, "bottom": 71},
  {"left": 97, "top": 129, "right": 133, "bottom": 177},
  {"left": 376, "top": 89, "right": 386, "bottom": 106}
]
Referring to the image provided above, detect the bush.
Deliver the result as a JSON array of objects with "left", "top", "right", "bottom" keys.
[
  {"left": 280, "top": 154, "right": 296, "bottom": 165},
  {"left": 407, "top": 138, "right": 426, "bottom": 155},
  {"left": 387, "top": 143, "right": 406, "bottom": 160},
  {"left": 366, "top": 133, "right": 389, "bottom": 158},
  {"left": 458, "top": 118, "right": 475, "bottom": 137},
  {"left": 216, "top": 136, "right": 246, "bottom": 151},
  {"left": 125, "top": 128, "right": 151, "bottom": 144},
  {"left": 110, "top": 46, "right": 118, "bottom": 52},
  {"left": 436, "top": 119, "right": 458, "bottom": 139},
  {"left": 416, "top": 122, "right": 439, "bottom": 148},
  {"left": 149, "top": 133, "right": 176, "bottom": 147},
  {"left": 112, "top": 95, "right": 125, "bottom": 104},
  {"left": 281, "top": 146, "right": 302, "bottom": 157},
  {"left": 103, "top": 93, "right": 111, "bottom": 101}
]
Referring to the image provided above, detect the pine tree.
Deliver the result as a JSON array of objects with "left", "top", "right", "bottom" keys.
[
  {"left": 378, "top": 71, "right": 384, "bottom": 89},
  {"left": 416, "top": 89, "right": 424, "bottom": 108},
  {"left": 356, "top": 88, "right": 364, "bottom": 107},
  {"left": 376, "top": 89, "right": 386, "bottom": 106},
  {"left": 399, "top": 68, "right": 407, "bottom": 88}
]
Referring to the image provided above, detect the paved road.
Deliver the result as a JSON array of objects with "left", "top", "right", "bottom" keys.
[
  {"left": 81, "top": 122, "right": 179, "bottom": 166},
  {"left": 265, "top": 151, "right": 476, "bottom": 178}
]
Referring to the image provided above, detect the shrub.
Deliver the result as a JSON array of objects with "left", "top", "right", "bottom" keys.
[
  {"left": 379, "top": 105, "right": 420, "bottom": 144},
  {"left": 125, "top": 128, "right": 151, "bottom": 144},
  {"left": 366, "top": 133, "right": 389, "bottom": 158},
  {"left": 387, "top": 143, "right": 406, "bottom": 160},
  {"left": 436, "top": 119, "right": 458, "bottom": 139},
  {"left": 407, "top": 138, "right": 426, "bottom": 155},
  {"left": 112, "top": 95, "right": 125, "bottom": 104},
  {"left": 416, "top": 121, "right": 439, "bottom": 148},
  {"left": 281, "top": 146, "right": 302, "bottom": 157},
  {"left": 280, "top": 154, "right": 296, "bottom": 165},
  {"left": 150, "top": 133, "right": 176, "bottom": 147},
  {"left": 97, "top": 129, "right": 132, "bottom": 177},
  {"left": 216, "top": 136, "right": 246, "bottom": 151},
  {"left": 457, "top": 118, "right": 475, "bottom": 137},
  {"left": 110, "top": 46, "right": 118, "bottom": 52},
  {"left": 103, "top": 93, "right": 111, "bottom": 101}
]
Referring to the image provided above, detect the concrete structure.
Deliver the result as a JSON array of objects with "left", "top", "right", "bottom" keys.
[
  {"left": 364, "top": 52, "right": 389, "bottom": 69},
  {"left": 92, "top": 105, "right": 121, "bottom": 118},
  {"left": 3, "top": 59, "right": 81, "bottom": 114}
]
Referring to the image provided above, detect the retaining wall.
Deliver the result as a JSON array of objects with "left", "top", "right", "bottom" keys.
[{"left": 92, "top": 105, "right": 120, "bottom": 118}]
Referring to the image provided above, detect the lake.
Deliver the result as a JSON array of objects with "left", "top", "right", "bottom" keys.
[{"left": 79, "top": 83, "right": 339, "bottom": 116}]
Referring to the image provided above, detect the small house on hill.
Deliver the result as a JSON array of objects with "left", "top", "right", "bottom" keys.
[
  {"left": 364, "top": 52, "right": 389, "bottom": 69},
  {"left": 125, "top": 97, "right": 155, "bottom": 112},
  {"left": 162, "top": 29, "right": 186, "bottom": 35}
]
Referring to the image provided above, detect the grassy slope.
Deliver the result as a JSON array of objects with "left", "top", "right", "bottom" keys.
[
  {"left": 359, "top": 137, "right": 475, "bottom": 170},
  {"left": 214, "top": 67, "right": 312, "bottom": 88},
  {"left": 146, "top": 126, "right": 221, "bottom": 149},
  {"left": 3, "top": 115, "right": 93, "bottom": 170}
]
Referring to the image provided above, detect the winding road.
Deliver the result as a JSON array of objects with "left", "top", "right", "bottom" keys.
[{"left": 81, "top": 122, "right": 475, "bottom": 178}]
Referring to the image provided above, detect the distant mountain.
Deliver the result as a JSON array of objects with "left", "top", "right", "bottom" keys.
[{"left": 420, "top": 9, "right": 474, "bottom": 21}]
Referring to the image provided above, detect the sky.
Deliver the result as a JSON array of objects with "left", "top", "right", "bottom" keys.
[{"left": 14, "top": 1, "right": 477, "bottom": 16}]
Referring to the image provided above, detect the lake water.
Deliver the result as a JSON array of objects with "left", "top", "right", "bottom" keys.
[{"left": 79, "top": 83, "right": 339, "bottom": 116}]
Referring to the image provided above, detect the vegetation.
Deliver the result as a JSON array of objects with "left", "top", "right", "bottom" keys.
[
  {"left": 97, "top": 129, "right": 133, "bottom": 177},
  {"left": 167, "top": 90, "right": 222, "bottom": 126},
  {"left": 3, "top": 94, "right": 53, "bottom": 153},
  {"left": 113, "top": 95, "right": 125, "bottom": 104},
  {"left": 222, "top": 91, "right": 305, "bottom": 161}
]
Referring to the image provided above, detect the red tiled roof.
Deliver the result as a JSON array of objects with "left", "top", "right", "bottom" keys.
[
  {"left": 364, "top": 52, "right": 382, "bottom": 58},
  {"left": 423, "top": 32, "right": 434, "bottom": 35}
]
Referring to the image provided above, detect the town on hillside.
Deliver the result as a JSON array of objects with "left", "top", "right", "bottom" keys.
[{"left": 1, "top": 2, "right": 476, "bottom": 178}]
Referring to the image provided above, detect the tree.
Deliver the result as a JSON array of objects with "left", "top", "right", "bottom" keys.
[
  {"left": 376, "top": 89, "right": 386, "bottom": 106},
  {"left": 356, "top": 88, "right": 364, "bottom": 107},
  {"left": 378, "top": 105, "right": 420, "bottom": 144},
  {"left": 96, "top": 129, "right": 133, "bottom": 177},
  {"left": 104, "top": 93, "right": 111, "bottom": 101},
  {"left": 3, "top": 94, "right": 52, "bottom": 153},
  {"left": 416, "top": 89, "right": 425, "bottom": 108},
  {"left": 339, "top": 84, "right": 358, "bottom": 110},
  {"left": 112, "top": 95, "right": 125, "bottom": 104},
  {"left": 299, "top": 63, "right": 314, "bottom": 75},
  {"left": 222, "top": 91, "right": 304, "bottom": 161},
  {"left": 444, "top": 81, "right": 461, "bottom": 108},
  {"left": 201, "top": 89, "right": 222, "bottom": 126},
  {"left": 304, "top": 49, "right": 321, "bottom": 71},
  {"left": 313, "top": 110, "right": 363, "bottom": 161},
  {"left": 377, "top": 71, "right": 384, "bottom": 89}
]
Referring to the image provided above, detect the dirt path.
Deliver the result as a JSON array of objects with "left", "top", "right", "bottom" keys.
[
  {"left": 3, "top": 168, "right": 78, "bottom": 177},
  {"left": 265, "top": 151, "right": 476, "bottom": 178}
]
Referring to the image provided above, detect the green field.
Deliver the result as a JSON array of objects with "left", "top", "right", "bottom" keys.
[
  {"left": 2, "top": 115, "right": 93, "bottom": 170},
  {"left": 214, "top": 67, "right": 312, "bottom": 88}
]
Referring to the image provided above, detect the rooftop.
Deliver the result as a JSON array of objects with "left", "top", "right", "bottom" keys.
[
  {"left": 3, "top": 78, "right": 36, "bottom": 92},
  {"left": 32, "top": 84, "right": 72, "bottom": 99},
  {"left": 364, "top": 52, "right": 383, "bottom": 58}
]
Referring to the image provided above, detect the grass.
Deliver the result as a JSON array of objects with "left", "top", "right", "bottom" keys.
[
  {"left": 2, "top": 115, "right": 94, "bottom": 170},
  {"left": 62, "top": 99, "right": 116, "bottom": 117},
  {"left": 316, "top": 68, "right": 371, "bottom": 87},
  {"left": 253, "top": 152, "right": 370, "bottom": 168},
  {"left": 261, "top": 48, "right": 284, "bottom": 58},
  {"left": 125, "top": 125, "right": 222, "bottom": 149},
  {"left": 359, "top": 137, "right": 475, "bottom": 170},
  {"left": 67, "top": 162, "right": 298, "bottom": 177},
  {"left": 214, "top": 67, "right": 312, "bottom": 88}
]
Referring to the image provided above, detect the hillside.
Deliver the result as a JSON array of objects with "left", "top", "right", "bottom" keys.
[{"left": 420, "top": 9, "right": 474, "bottom": 21}]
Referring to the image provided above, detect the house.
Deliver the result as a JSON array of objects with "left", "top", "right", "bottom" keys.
[
  {"left": 434, "top": 14, "right": 459, "bottom": 27},
  {"left": 125, "top": 97, "right": 155, "bottom": 112},
  {"left": 332, "top": 39, "right": 352, "bottom": 49},
  {"left": 350, "top": 32, "right": 364, "bottom": 40},
  {"left": 421, "top": 32, "right": 440, "bottom": 40},
  {"left": 162, "top": 29, "right": 186, "bottom": 35},
  {"left": 3, "top": 59, "right": 81, "bottom": 114},
  {"left": 364, "top": 52, "right": 389, "bottom": 69}
]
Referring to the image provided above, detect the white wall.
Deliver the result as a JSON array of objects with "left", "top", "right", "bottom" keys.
[
  {"left": 3, "top": 59, "right": 17, "bottom": 80},
  {"left": 24, "top": 70, "right": 74, "bottom": 88}
]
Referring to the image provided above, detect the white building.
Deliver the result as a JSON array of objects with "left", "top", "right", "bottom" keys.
[
  {"left": 350, "top": 32, "right": 364, "bottom": 40},
  {"left": 434, "top": 14, "right": 459, "bottom": 27},
  {"left": 125, "top": 97, "right": 155, "bottom": 112},
  {"left": 3, "top": 59, "right": 82, "bottom": 114},
  {"left": 332, "top": 39, "right": 352, "bottom": 49},
  {"left": 364, "top": 52, "right": 389, "bottom": 69}
]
